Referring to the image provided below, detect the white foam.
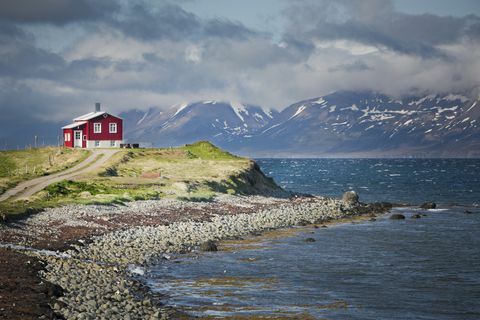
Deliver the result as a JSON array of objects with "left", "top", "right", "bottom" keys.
[{"left": 129, "top": 265, "right": 145, "bottom": 276}]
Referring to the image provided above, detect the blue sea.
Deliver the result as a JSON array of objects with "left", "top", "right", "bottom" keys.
[{"left": 145, "top": 159, "right": 480, "bottom": 319}]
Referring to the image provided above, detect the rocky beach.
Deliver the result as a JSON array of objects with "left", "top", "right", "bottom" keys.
[{"left": 0, "top": 192, "right": 390, "bottom": 319}]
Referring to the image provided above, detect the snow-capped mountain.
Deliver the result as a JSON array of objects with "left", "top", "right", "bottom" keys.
[
  {"left": 121, "top": 101, "right": 278, "bottom": 147},
  {"left": 255, "top": 91, "right": 480, "bottom": 156},
  {"left": 120, "top": 91, "right": 480, "bottom": 157}
]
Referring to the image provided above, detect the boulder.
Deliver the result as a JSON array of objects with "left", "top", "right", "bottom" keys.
[
  {"left": 420, "top": 202, "right": 436, "bottom": 209},
  {"left": 304, "top": 238, "right": 316, "bottom": 243},
  {"left": 342, "top": 191, "right": 359, "bottom": 206},
  {"left": 411, "top": 214, "right": 422, "bottom": 219},
  {"left": 200, "top": 240, "right": 218, "bottom": 252},
  {"left": 390, "top": 213, "right": 405, "bottom": 220}
]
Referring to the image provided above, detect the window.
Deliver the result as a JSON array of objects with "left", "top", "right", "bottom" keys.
[
  {"left": 75, "top": 131, "right": 81, "bottom": 139},
  {"left": 94, "top": 123, "right": 102, "bottom": 133},
  {"left": 109, "top": 123, "right": 117, "bottom": 133},
  {"left": 83, "top": 135, "right": 86, "bottom": 141},
  {"left": 64, "top": 133, "right": 70, "bottom": 142},
  {"left": 110, "top": 140, "right": 116, "bottom": 147},
  {"left": 94, "top": 141, "right": 100, "bottom": 147}
]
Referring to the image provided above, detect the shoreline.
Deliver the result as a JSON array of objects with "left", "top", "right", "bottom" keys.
[{"left": 0, "top": 195, "right": 390, "bottom": 319}]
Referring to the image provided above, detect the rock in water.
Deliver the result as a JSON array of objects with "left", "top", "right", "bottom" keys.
[
  {"left": 342, "top": 191, "right": 359, "bottom": 206},
  {"left": 411, "top": 214, "right": 422, "bottom": 219},
  {"left": 304, "top": 238, "right": 316, "bottom": 243},
  {"left": 200, "top": 240, "right": 218, "bottom": 252},
  {"left": 420, "top": 202, "right": 436, "bottom": 209},
  {"left": 390, "top": 213, "right": 406, "bottom": 220}
]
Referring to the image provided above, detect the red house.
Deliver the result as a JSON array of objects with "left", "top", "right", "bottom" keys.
[{"left": 62, "top": 103, "right": 123, "bottom": 148}]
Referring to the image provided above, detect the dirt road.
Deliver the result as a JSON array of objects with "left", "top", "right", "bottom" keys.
[{"left": 0, "top": 149, "right": 118, "bottom": 202}]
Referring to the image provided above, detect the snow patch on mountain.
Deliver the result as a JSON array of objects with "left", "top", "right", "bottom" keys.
[
  {"left": 290, "top": 105, "right": 307, "bottom": 119},
  {"left": 466, "top": 101, "right": 477, "bottom": 112},
  {"left": 173, "top": 103, "right": 190, "bottom": 116},
  {"left": 137, "top": 109, "right": 150, "bottom": 125},
  {"left": 230, "top": 102, "right": 248, "bottom": 122},
  {"left": 443, "top": 94, "right": 469, "bottom": 102},
  {"left": 313, "top": 97, "right": 326, "bottom": 105}
]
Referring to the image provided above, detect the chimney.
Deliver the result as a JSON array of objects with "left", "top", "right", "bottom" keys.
[{"left": 95, "top": 102, "right": 101, "bottom": 112}]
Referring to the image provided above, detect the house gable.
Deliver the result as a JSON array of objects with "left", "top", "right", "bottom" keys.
[{"left": 62, "top": 103, "right": 123, "bottom": 148}]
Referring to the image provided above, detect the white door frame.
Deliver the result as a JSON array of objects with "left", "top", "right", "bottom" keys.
[{"left": 73, "top": 130, "right": 82, "bottom": 148}]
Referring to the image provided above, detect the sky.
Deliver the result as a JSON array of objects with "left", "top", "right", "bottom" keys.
[{"left": 1, "top": 0, "right": 480, "bottom": 147}]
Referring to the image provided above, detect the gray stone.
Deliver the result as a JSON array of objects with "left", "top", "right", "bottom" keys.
[
  {"left": 420, "top": 202, "right": 436, "bottom": 209},
  {"left": 200, "top": 240, "right": 218, "bottom": 252},
  {"left": 390, "top": 213, "right": 405, "bottom": 220},
  {"left": 342, "top": 191, "right": 359, "bottom": 206}
]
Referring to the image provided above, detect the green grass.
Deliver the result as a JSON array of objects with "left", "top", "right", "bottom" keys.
[
  {"left": 181, "top": 141, "right": 240, "bottom": 160},
  {"left": 0, "top": 147, "right": 90, "bottom": 195},
  {"left": 0, "top": 141, "right": 282, "bottom": 222},
  {"left": 0, "top": 180, "right": 163, "bottom": 220}
]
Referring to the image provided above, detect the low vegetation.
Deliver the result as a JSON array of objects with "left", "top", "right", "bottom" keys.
[
  {"left": 0, "top": 147, "right": 90, "bottom": 195},
  {"left": 0, "top": 141, "right": 284, "bottom": 221}
]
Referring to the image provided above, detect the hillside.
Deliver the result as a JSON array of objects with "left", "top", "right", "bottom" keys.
[
  {"left": 122, "top": 102, "right": 278, "bottom": 148},
  {"left": 120, "top": 91, "right": 480, "bottom": 157},
  {"left": 0, "top": 142, "right": 286, "bottom": 219},
  {"left": 0, "top": 147, "right": 90, "bottom": 195}
]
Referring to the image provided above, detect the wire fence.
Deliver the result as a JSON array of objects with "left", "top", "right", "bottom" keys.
[{"left": 1, "top": 135, "right": 63, "bottom": 151}]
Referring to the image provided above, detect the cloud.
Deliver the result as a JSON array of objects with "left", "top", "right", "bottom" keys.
[
  {"left": 282, "top": 0, "right": 480, "bottom": 58},
  {"left": 108, "top": 2, "right": 255, "bottom": 41},
  {"left": 0, "top": 0, "right": 479, "bottom": 147},
  {"left": 0, "top": 0, "right": 119, "bottom": 25},
  {"left": 328, "top": 60, "right": 372, "bottom": 73}
]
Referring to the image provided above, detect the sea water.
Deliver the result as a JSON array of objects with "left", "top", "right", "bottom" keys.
[{"left": 145, "top": 159, "right": 480, "bottom": 319}]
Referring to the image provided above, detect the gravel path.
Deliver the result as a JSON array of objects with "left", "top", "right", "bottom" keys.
[{"left": 0, "top": 149, "right": 118, "bottom": 202}]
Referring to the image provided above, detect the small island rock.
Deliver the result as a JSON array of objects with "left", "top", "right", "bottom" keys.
[
  {"left": 420, "top": 202, "right": 436, "bottom": 209},
  {"left": 390, "top": 213, "right": 406, "bottom": 220}
]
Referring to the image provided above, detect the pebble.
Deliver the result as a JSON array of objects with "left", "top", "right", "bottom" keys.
[{"left": 28, "top": 195, "right": 366, "bottom": 319}]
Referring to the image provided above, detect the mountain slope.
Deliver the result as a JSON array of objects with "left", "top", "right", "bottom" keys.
[
  {"left": 121, "top": 91, "right": 480, "bottom": 157},
  {"left": 121, "top": 101, "right": 278, "bottom": 148},
  {"left": 256, "top": 91, "right": 480, "bottom": 156}
]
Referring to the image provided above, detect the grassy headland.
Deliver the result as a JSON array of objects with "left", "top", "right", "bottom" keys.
[{"left": 0, "top": 141, "right": 285, "bottom": 220}]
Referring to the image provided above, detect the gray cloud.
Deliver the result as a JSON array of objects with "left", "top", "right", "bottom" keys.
[
  {"left": 0, "top": 0, "right": 479, "bottom": 147},
  {"left": 328, "top": 60, "right": 372, "bottom": 73},
  {"left": 0, "top": 0, "right": 119, "bottom": 25},
  {"left": 110, "top": 3, "right": 202, "bottom": 40},
  {"left": 109, "top": 2, "right": 255, "bottom": 41},
  {"left": 283, "top": 0, "right": 480, "bottom": 58}
]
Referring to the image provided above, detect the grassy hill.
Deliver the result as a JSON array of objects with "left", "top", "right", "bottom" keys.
[
  {"left": 0, "top": 142, "right": 286, "bottom": 220},
  {"left": 0, "top": 147, "right": 90, "bottom": 195}
]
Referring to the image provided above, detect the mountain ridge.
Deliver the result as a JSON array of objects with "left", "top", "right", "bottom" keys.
[{"left": 120, "top": 91, "right": 480, "bottom": 157}]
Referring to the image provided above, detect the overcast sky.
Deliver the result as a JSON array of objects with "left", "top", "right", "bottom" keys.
[{"left": 1, "top": 0, "right": 480, "bottom": 146}]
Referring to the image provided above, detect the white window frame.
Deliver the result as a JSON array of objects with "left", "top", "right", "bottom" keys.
[
  {"left": 109, "top": 123, "right": 117, "bottom": 133},
  {"left": 110, "top": 140, "right": 116, "bottom": 147},
  {"left": 94, "top": 123, "right": 102, "bottom": 133},
  {"left": 83, "top": 135, "right": 86, "bottom": 141},
  {"left": 75, "top": 131, "right": 81, "bottom": 140},
  {"left": 94, "top": 141, "right": 100, "bottom": 147},
  {"left": 64, "top": 133, "right": 70, "bottom": 142}
]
